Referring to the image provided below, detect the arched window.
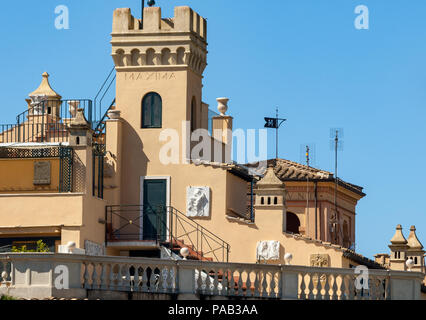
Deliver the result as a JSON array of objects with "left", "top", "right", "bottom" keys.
[
  {"left": 286, "top": 212, "right": 301, "bottom": 234},
  {"left": 142, "top": 92, "right": 162, "bottom": 128}
]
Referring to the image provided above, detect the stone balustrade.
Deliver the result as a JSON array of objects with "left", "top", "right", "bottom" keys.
[{"left": 0, "top": 253, "right": 423, "bottom": 300}]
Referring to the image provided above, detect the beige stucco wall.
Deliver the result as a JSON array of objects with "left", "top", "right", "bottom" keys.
[{"left": 0, "top": 158, "right": 61, "bottom": 193}]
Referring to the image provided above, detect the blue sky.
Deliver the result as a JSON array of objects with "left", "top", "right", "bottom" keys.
[{"left": 0, "top": 0, "right": 425, "bottom": 259}]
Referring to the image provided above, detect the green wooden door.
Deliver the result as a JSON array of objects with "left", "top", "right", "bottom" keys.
[{"left": 143, "top": 179, "right": 167, "bottom": 241}]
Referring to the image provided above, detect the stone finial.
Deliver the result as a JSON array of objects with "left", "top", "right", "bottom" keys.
[
  {"left": 70, "top": 109, "right": 90, "bottom": 129},
  {"left": 390, "top": 224, "right": 408, "bottom": 245},
  {"left": 407, "top": 225, "right": 424, "bottom": 250},
  {"left": 28, "top": 72, "right": 62, "bottom": 99},
  {"left": 216, "top": 98, "right": 229, "bottom": 116},
  {"left": 257, "top": 166, "right": 283, "bottom": 187}
]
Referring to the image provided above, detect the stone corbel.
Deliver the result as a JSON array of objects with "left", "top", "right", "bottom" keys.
[
  {"left": 170, "top": 52, "right": 177, "bottom": 65},
  {"left": 140, "top": 53, "right": 147, "bottom": 66},
  {"left": 154, "top": 53, "right": 162, "bottom": 65},
  {"left": 124, "top": 53, "right": 132, "bottom": 67}
]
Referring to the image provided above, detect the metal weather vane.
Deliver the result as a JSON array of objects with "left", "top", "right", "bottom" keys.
[{"left": 264, "top": 108, "right": 287, "bottom": 159}]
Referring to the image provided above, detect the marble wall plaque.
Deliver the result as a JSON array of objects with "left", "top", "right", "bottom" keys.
[
  {"left": 33, "top": 161, "right": 51, "bottom": 185},
  {"left": 256, "top": 240, "right": 280, "bottom": 261},
  {"left": 186, "top": 187, "right": 210, "bottom": 217}
]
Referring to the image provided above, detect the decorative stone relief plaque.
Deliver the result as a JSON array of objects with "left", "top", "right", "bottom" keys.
[
  {"left": 310, "top": 254, "right": 330, "bottom": 267},
  {"left": 186, "top": 187, "right": 210, "bottom": 217},
  {"left": 33, "top": 161, "right": 51, "bottom": 185},
  {"left": 256, "top": 241, "right": 280, "bottom": 261},
  {"left": 85, "top": 240, "right": 105, "bottom": 256}
]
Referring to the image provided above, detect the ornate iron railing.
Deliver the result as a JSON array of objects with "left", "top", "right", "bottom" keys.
[
  {"left": 106, "top": 205, "right": 230, "bottom": 263},
  {"left": 0, "top": 99, "right": 92, "bottom": 144}
]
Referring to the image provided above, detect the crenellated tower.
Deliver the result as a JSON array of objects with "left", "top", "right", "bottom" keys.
[{"left": 110, "top": 6, "right": 210, "bottom": 204}]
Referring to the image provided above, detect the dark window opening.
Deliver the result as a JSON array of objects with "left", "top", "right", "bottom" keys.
[
  {"left": 142, "top": 92, "right": 162, "bottom": 128},
  {"left": 286, "top": 212, "right": 301, "bottom": 234}
]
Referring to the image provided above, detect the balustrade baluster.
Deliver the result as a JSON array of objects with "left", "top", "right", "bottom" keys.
[
  {"left": 237, "top": 270, "right": 243, "bottom": 297},
  {"left": 340, "top": 274, "right": 347, "bottom": 300},
  {"left": 323, "top": 274, "right": 331, "bottom": 300},
  {"left": 222, "top": 269, "right": 229, "bottom": 296},
  {"left": 269, "top": 271, "right": 277, "bottom": 298},
  {"left": 299, "top": 273, "right": 307, "bottom": 299},
  {"left": 213, "top": 269, "right": 219, "bottom": 296},
  {"left": 253, "top": 271, "right": 260, "bottom": 297},
  {"left": 84, "top": 262, "right": 91, "bottom": 289},
  {"left": 229, "top": 270, "right": 236, "bottom": 296},
  {"left": 91, "top": 263, "right": 99, "bottom": 290},
  {"left": 109, "top": 264, "right": 116, "bottom": 290},
  {"left": 117, "top": 264, "right": 123, "bottom": 290},
  {"left": 196, "top": 267, "right": 203, "bottom": 293},
  {"left": 261, "top": 271, "right": 268, "bottom": 298},
  {"left": 133, "top": 265, "right": 140, "bottom": 292},
  {"left": 331, "top": 274, "right": 338, "bottom": 300},
  {"left": 124, "top": 265, "right": 131, "bottom": 291},
  {"left": 100, "top": 263, "right": 108, "bottom": 290},
  {"left": 141, "top": 267, "right": 148, "bottom": 292},
  {"left": 246, "top": 271, "right": 252, "bottom": 298},
  {"left": 307, "top": 273, "right": 314, "bottom": 300}
]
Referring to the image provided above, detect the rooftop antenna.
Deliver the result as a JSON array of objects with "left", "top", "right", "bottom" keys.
[
  {"left": 329, "top": 128, "right": 344, "bottom": 243},
  {"left": 305, "top": 145, "right": 310, "bottom": 238},
  {"left": 141, "top": 0, "right": 156, "bottom": 29},
  {"left": 300, "top": 143, "right": 316, "bottom": 239},
  {"left": 264, "top": 108, "right": 287, "bottom": 159}
]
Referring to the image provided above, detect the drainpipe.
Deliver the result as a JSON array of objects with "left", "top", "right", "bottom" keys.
[
  {"left": 314, "top": 181, "right": 318, "bottom": 239},
  {"left": 250, "top": 179, "right": 254, "bottom": 222}
]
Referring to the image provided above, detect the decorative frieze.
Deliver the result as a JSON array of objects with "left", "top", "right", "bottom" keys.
[{"left": 256, "top": 241, "right": 280, "bottom": 261}]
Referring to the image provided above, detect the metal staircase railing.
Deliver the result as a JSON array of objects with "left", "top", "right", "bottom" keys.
[{"left": 105, "top": 205, "right": 230, "bottom": 262}]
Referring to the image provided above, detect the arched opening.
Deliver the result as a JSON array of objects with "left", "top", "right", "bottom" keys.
[
  {"left": 161, "top": 48, "right": 171, "bottom": 65},
  {"left": 131, "top": 49, "right": 140, "bottom": 66},
  {"left": 260, "top": 197, "right": 264, "bottom": 205},
  {"left": 114, "top": 49, "right": 125, "bottom": 67},
  {"left": 177, "top": 47, "right": 185, "bottom": 65},
  {"left": 146, "top": 48, "right": 155, "bottom": 65},
  {"left": 286, "top": 212, "right": 300, "bottom": 234},
  {"left": 141, "top": 92, "right": 162, "bottom": 128},
  {"left": 274, "top": 197, "right": 278, "bottom": 205}
]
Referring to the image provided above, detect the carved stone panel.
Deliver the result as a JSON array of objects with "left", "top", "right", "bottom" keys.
[
  {"left": 186, "top": 187, "right": 210, "bottom": 217},
  {"left": 310, "top": 254, "right": 330, "bottom": 267},
  {"left": 33, "top": 161, "right": 51, "bottom": 185},
  {"left": 256, "top": 241, "right": 280, "bottom": 261},
  {"left": 85, "top": 240, "right": 105, "bottom": 256}
]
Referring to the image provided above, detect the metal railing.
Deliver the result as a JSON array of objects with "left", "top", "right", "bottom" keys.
[
  {"left": 0, "top": 99, "right": 92, "bottom": 144},
  {"left": 106, "top": 205, "right": 230, "bottom": 263}
]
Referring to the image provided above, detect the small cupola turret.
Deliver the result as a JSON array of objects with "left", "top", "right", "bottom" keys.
[{"left": 28, "top": 72, "right": 62, "bottom": 117}]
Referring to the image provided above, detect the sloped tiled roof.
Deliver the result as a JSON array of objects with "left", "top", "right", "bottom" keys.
[{"left": 246, "top": 158, "right": 365, "bottom": 196}]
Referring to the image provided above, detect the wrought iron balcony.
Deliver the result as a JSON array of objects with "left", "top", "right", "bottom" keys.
[{"left": 106, "top": 205, "right": 230, "bottom": 263}]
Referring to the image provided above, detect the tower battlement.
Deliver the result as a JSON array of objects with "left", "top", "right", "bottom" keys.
[
  {"left": 112, "top": 6, "right": 206, "bottom": 40},
  {"left": 111, "top": 6, "right": 207, "bottom": 75}
]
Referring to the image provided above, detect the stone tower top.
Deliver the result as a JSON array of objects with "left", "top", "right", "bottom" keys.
[
  {"left": 407, "top": 225, "right": 424, "bottom": 250},
  {"left": 28, "top": 72, "right": 61, "bottom": 99},
  {"left": 111, "top": 6, "right": 207, "bottom": 75},
  {"left": 390, "top": 224, "right": 408, "bottom": 245}
]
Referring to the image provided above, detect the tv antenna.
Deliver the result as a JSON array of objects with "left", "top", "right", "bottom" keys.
[{"left": 329, "top": 128, "right": 344, "bottom": 243}]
